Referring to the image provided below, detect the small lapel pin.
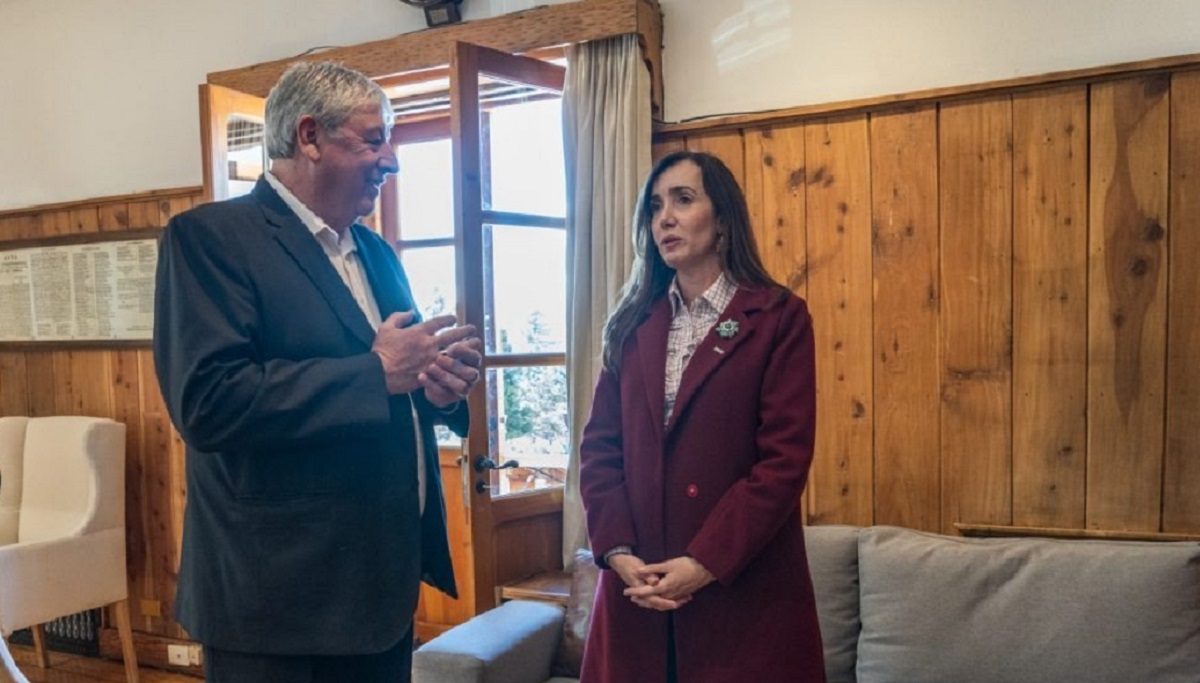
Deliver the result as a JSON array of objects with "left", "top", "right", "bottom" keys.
[
  {"left": 713, "top": 346, "right": 725, "bottom": 355},
  {"left": 716, "top": 318, "right": 739, "bottom": 339}
]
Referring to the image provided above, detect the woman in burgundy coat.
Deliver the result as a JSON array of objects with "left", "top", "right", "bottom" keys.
[{"left": 579, "top": 151, "right": 825, "bottom": 683}]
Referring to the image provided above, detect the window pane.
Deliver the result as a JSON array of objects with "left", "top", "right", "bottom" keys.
[
  {"left": 400, "top": 246, "right": 457, "bottom": 321},
  {"left": 484, "top": 365, "right": 567, "bottom": 495},
  {"left": 226, "top": 115, "right": 264, "bottom": 199},
  {"left": 396, "top": 138, "right": 454, "bottom": 240},
  {"left": 483, "top": 224, "right": 566, "bottom": 355},
  {"left": 482, "top": 98, "right": 565, "bottom": 217}
]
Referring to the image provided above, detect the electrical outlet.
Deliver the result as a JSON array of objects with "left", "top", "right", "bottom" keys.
[
  {"left": 167, "top": 644, "right": 189, "bottom": 666},
  {"left": 188, "top": 644, "right": 203, "bottom": 666}
]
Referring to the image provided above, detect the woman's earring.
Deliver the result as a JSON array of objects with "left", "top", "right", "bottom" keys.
[{"left": 716, "top": 231, "right": 728, "bottom": 254}]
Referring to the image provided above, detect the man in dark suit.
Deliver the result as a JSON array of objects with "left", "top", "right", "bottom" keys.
[{"left": 153, "top": 61, "right": 481, "bottom": 683}]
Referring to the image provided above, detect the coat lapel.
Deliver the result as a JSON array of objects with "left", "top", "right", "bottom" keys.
[
  {"left": 665, "top": 287, "right": 777, "bottom": 435},
  {"left": 352, "top": 224, "right": 414, "bottom": 321},
  {"left": 635, "top": 297, "right": 672, "bottom": 435},
  {"left": 254, "top": 179, "right": 376, "bottom": 348}
]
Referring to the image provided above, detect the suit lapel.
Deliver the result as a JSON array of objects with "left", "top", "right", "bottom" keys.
[
  {"left": 352, "top": 225, "right": 414, "bottom": 321},
  {"left": 254, "top": 179, "right": 376, "bottom": 348},
  {"left": 665, "top": 287, "right": 775, "bottom": 435},
  {"left": 635, "top": 297, "right": 672, "bottom": 435}
]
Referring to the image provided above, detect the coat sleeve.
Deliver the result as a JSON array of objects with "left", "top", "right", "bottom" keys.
[
  {"left": 578, "top": 367, "right": 639, "bottom": 569},
  {"left": 686, "top": 296, "right": 817, "bottom": 585},
  {"left": 153, "top": 211, "right": 393, "bottom": 453}
]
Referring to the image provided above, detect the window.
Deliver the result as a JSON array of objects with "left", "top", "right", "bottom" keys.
[{"left": 383, "top": 93, "right": 568, "bottom": 495}]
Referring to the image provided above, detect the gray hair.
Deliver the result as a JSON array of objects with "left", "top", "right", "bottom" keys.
[{"left": 264, "top": 61, "right": 394, "bottom": 160}]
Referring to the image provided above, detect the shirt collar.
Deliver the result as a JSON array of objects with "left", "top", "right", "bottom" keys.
[
  {"left": 668, "top": 272, "right": 736, "bottom": 316},
  {"left": 265, "top": 171, "right": 357, "bottom": 256}
]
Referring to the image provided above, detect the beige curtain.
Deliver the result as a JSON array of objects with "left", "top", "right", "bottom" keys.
[{"left": 562, "top": 34, "right": 652, "bottom": 569}]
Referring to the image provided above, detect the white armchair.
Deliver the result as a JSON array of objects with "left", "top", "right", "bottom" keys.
[{"left": 0, "top": 416, "right": 138, "bottom": 683}]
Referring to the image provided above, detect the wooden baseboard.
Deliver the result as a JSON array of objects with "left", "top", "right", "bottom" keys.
[{"left": 98, "top": 627, "right": 203, "bottom": 676}]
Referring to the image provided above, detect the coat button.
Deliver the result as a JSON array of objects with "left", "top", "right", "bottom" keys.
[{"left": 686, "top": 484, "right": 699, "bottom": 498}]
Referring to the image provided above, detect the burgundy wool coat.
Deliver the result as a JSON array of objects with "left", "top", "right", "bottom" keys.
[{"left": 579, "top": 286, "right": 826, "bottom": 683}]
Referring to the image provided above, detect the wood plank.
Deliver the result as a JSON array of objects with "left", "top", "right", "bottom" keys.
[
  {"left": 685, "top": 131, "right": 745, "bottom": 187},
  {"left": 1087, "top": 76, "right": 1169, "bottom": 532},
  {"left": 742, "top": 123, "right": 809, "bottom": 519},
  {"left": 13, "top": 641, "right": 198, "bottom": 682},
  {"left": 126, "top": 200, "right": 166, "bottom": 230},
  {"left": 869, "top": 105, "right": 941, "bottom": 531},
  {"left": 69, "top": 207, "right": 100, "bottom": 235},
  {"left": 43, "top": 210, "right": 73, "bottom": 238},
  {"left": 1010, "top": 86, "right": 1089, "bottom": 528},
  {"left": 1165, "top": 71, "right": 1200, "bottom": 534},
  {"left": 416, "top": 455, "right": 474, "bottom": 638},
  {"left": 651, "top": 138, "right": 685, "bottom": 164},
  {"left": 97, "top": 629, "right": 202, "bottom": 678},
  {"left": 52, "top": 350, "right": 114, "bottom": 417},
  {"left": 136, "top": 350, "right": 179, "bottom": 637},
  {"left": 111, "top": 350, "right": 150, "bottom": 631},
  {"left": 938, "top": 96, "right": 1014, "bottom": 534},
  {"left": 498, "top": 570, "right": 570, "bottom": 606},
  {"left": 803, "top": 115, "right": 873, "bottom": 526},
  {"left": 24, "top": 352, "right": 56, "bottom": 417},
  {"left": 0, "top": 353, "right": 29, "bottom": 416},
  {"left": 97, "top": 203, "right": 130, "bottom": 233},
  {"left": 208, "top": 0, "right": 654, "bottom": 97},
  {"left": 743, "top": 124, "right": 807, "bottom": 294}
]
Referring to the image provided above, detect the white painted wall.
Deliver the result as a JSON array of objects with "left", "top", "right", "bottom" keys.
[
  {"left": 658, "top": 0, "right": 1200, "bottom": 123},
  {"left": 2, "top": 0, "right": 1200, "bottom": 210}
]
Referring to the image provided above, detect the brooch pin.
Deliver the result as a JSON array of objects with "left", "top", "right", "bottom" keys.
[{"left": 716, "top": 319, "right": 739, "bottom": 339}]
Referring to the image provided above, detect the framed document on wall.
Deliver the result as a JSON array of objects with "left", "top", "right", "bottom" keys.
[{"left": 0, "top": 229, "right": 160, "bottom": 346}]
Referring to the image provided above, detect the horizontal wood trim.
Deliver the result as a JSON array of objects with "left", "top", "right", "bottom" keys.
[
  {"left": 492, "top": 486, "right": 564, "bottom": 526},
  {"left": 499, "top": 570, "right": 571, "bottom": 606},
  {"left": 485, "top": 352, "right": 566, "bottom": 368},
  {"left": 0, "top": 226, "right": 163, "bottom": 251},
  {"left": 98, "top": 627, "right": 203, "bottom": 676},
  {"left": 207, "top": 0, "right": 651, "bottom": 97},
  {"left": 656, "top": 52, "right": 1200, "bottom": 138},
  {"left": 0, "top": 187, "right": 202, "bottom": 220},
  {"left": 955, "top": 523, "right": 1200, "bottom": 542}
]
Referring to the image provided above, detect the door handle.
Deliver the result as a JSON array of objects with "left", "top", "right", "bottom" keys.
[{"left": 473, "top": 455, "right": 520, "bottom": 472}]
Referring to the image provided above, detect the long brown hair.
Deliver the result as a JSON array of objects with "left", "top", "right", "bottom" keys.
[{"left": 601, "top": 151, "right": 784, "bottom": 373}]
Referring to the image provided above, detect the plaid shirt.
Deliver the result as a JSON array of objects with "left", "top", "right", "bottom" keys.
[{"left": 664, "top": 273, "right": 738, "bottom": 424}]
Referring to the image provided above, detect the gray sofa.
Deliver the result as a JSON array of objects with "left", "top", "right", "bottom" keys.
[{"left": 413, "top": 525, "right": 1200, "bottom": 683}]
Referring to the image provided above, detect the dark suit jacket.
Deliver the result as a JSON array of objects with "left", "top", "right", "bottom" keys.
[
  {"left": 579, "top": 287, "right": 826, "bottom": 683},
  {"left": 153, "top": 178, "right": 464, "bottom": 655}
]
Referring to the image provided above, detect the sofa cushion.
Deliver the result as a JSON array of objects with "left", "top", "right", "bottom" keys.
[
  {"left": 550, "top": 549, "right": 599, "bottom": 678},
  {"left": 856, "top": 526, "right": 1200, "bottom": 683},
  {"left": 804, "top": 524, "right": 861, "bottom": 683}
]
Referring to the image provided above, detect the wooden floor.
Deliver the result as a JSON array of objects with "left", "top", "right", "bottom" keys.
[{"left": 7, "top": 644, "right": 200, "bottom": 683}]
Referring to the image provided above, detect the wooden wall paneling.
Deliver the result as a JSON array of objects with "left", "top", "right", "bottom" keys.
[
  {"left": 52, "top": 350, "right": 114, "bottom": 417},
  {"left": 0, "top": 353, "right": 30, "bottom": 416},
  {"left": 1010, "top": 86, "right": 1089, "bottom": 528},
  {"left": 136, "top": 350, "right": 180, "bottom": 637},
  {"left": 686, "top": 131, "right": 746, "bottom": 186},
  {"left": 24, "top": 352, "right": 56, "bottom": 417},
  {"left": 416, "top": 452, "right": 475, "bottom": 642},
  {"left": 1165, "top": 71, "right": 1200, "bottom": 533},
  {"left": 743, "top": 123, "right": 810, "bottom": 520},
  {"left": 127, "top": 200, "right": 166, "bottom": 230},
  {"left": 98, "top": 202, "right": 131, "bottom": 232},
  {"left": 0, "top": 216, "right": 20, "bottom": 241},
  {"left": 869, "top": 106, "right": 942, "bottom": 530},
  {"left": 69, "top": 207, "right": 100, "bottom": 235},
  {"left": 744, "top": 125, "right": 807, "bottom": 293},
  {"left": 651, "top": 138, "right": 685, "bottom": 163},
  {"left": 43, "top": 209, "right": 73, "bottom": 237},
  {"left": 1087, "top": 76, "right": 1169, "bottom": 532},
  {"left": 803, "top": 116, "right": 874, "bottom": 526},
  {"left": 938, "top": 97, "right": 1014, "bottom": 534},
  {"left": 110, "top": 350, "right": 149, "bottom": 630}
]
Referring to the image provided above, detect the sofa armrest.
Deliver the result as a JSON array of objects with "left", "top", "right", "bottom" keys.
[{"left": 413, "top": 600, "right": 565, "bottom": 683}]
